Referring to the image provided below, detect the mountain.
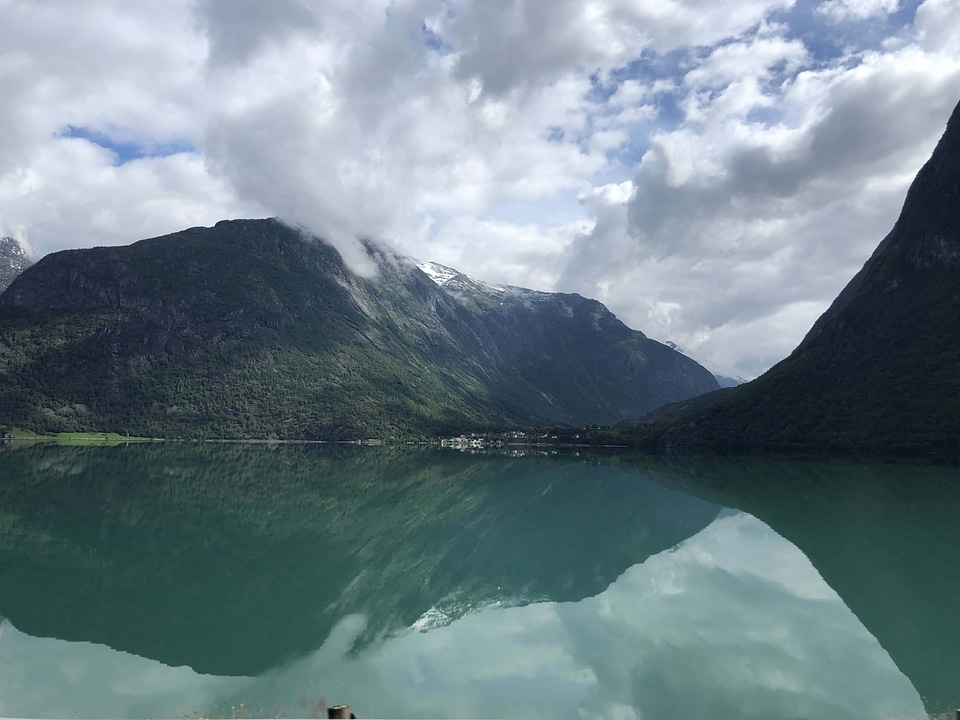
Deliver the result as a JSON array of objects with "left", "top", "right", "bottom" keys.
[
  {"left": 713, "top": 374, "right": 746, "bottom": 388},
  {"left": 663, "top": 341, "right": 747, "bottom": 388},
  {"left": 0, "top": 237, "right": 33, "bottom": 292},
  {"left": 0, "top": 219, "right": 718, "bottom": 439},
  {"left": 636, "top": 97, "right": 960, "bottom": 457}
]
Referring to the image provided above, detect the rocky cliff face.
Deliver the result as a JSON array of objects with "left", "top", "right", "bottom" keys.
[
  {"left": 639, "top": 97, "right": 960, "bottom": 456},
  {"left": 2, "top": 221, "right": 360, "bottom": 353},
  {"left": 409, "top": 259, "right": 718, "bottom": 422},
  {"left": 0, "top": 219, "right": 718, "bottom": 438},
  {"left": 0, "top": 237, "right": 34, "bottom": 292},
  {"left": 800, "top": 97, "right": 960, "bottom": 349}
]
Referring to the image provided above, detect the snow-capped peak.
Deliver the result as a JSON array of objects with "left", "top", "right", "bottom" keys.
[
  {"left": 416, "top": 260, "right": 462, "bottom": 287},
  {"left": 415, "top": 259, "right": 554, "bottom": 309}
]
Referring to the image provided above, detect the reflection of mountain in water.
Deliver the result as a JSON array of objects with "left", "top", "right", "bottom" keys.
[
  {"left": 0, "top": 444, "right": 720, "bottom": 676},
  {"left": 639, "top": 458, "right": 960, "bottom": 716}
]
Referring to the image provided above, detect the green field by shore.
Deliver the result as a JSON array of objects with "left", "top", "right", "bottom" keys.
[{"left": 4, "top": 430, "right": 158, "bottom": 445}]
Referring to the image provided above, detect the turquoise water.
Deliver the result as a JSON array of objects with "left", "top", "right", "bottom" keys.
[{"left": 0, "top": 444, "right": 956, "bottom": 719}]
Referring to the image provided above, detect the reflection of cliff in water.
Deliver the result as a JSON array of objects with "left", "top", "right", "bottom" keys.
[
  {"left": 0, "top": 444, "right": 720, "bottom": 676},
  {"left": 638, "top": 457, "right": 960, "bottom": 716}
]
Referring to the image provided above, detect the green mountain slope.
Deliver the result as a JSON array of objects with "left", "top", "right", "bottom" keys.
[
  {"left": 634, "top": 97, "right": 960, "bottom": 457},
  {"left": 0, "top": 220, "right": 718, "bottom": 439}
]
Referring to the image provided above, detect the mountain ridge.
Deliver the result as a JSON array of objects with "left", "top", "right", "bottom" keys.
[
  {"left": 0, "top": 219, "right": 718, "bottom": 439},
  {"left": 633, "top": 97, "right": 960, "bottom": 457}
]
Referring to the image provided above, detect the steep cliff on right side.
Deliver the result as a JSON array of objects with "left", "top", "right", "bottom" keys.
[{"left": 638, "top": 98, "right": 960, "bottom": 457}]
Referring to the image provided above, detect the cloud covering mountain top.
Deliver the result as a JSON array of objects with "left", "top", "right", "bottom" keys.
[{"left": 1, "top": 0, "right": 958, "bottom": 376}]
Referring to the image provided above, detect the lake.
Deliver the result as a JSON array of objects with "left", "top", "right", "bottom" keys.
[{"left": 0, "top": 443, "right": 958, "bottom": 719}]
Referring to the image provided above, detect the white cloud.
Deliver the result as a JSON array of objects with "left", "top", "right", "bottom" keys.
[
  {"left": 558, "top": 19, "right": 960, "bottom": 376},
  {"left": 0, "top": 139, "right": 251, "bottom": 252},
  {"left": 0, "top": 0, "right": 204, "bottom": 157},
  {"left": 0, "top": 0, "right": 958, "bottom": 375},
  {"left": 197, "top": 0, "right": 319, "bottom": 68},
  {"left": 914, "top": 0, "right": 960, "bottom": 52},
  {"left": 0, "top": 0, "right": 238, "bottom": 252},
  {"left": 817, "top": 0, "right": 901, "bottom": 22},
  {"left": 200, "top": 10, "right": 613, "bottom": 274},
  {"left": 416, "top": 215, "right": 589, "bottom": 293},
  {"left": 448, "top": 0, "right": 795, "bottom": 97}
]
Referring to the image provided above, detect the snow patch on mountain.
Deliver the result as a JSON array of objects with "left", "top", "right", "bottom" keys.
[
  {"left": 415, "top": 259, "right": 553, "bottom": 308},
  {"left": 416, "top": 260, "right": 461, "bottom": 287},
  {"left": 0, "top": 237, "right": 36, "bottom": 292}
]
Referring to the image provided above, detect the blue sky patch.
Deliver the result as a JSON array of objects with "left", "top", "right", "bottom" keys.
[
  {"left": 547, "top": 126, "right": 565, "bottom": 143},
  {"left": 58, "top": 125, "right": 194, "bottom": 165},
  {"left": 422, "top": 22, "right": 452, "bottom": 53},
  {"left": 774, "top": 0, "right": 919, "bottom": 62}
]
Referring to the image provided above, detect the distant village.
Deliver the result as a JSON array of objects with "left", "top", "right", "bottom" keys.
[{"left": 441, "top": 430, "right": 577, "bottom": 450}]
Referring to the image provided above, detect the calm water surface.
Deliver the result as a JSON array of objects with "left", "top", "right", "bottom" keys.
[{"left": 0, "top": 444, "right": 958, "bottom": 719}]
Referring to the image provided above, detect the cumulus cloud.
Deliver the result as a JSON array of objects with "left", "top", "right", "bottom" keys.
[
  {"left": 197, "top": 0, "right": 318, "bottom": 68},
  {"left": 0, "top": 0, "right": 958, "bottom": 374},
  {"left": 195, "top": 0, "right": 801, "bottom": 277},
  {"left": 414, "top": 215, "right": 589, "bottom": 293},
  {"left": 0, "top": 0, "right": 246, "bottom": 248},
  {"left": 198, "top": 0, "right": 622, "bottom": 273},
  {"left": 817, "top": 0, "right": 901, "bottom": 22},
  {"left": 448, "top": 0, "right": 794, "bottom": 97},
  {"left": 0, "top": 139, "right": 250, "bottom": 251},
  {"left": 558, "top": 18, "right": 960, "bottom": 376},
  {"left": 914, "top": 0, "right": 960, "bottom": 50}
]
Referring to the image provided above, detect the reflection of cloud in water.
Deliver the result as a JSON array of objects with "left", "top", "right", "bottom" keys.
[
  {"left": 0, "top": 623, "right": 246, "bottom": 718},
  {"left": 0, "top": 514, "right": 927, "bottom": 720},
  {"left": 556, "top": 514, "right": 916, "bottom": 720},
  {"left": 232, "top": 514, "right": 925, "bottom": 720}
]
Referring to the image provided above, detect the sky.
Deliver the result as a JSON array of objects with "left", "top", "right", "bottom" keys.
[{"left": 1, "top": 0, "right": 958, "bottom": 377}]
